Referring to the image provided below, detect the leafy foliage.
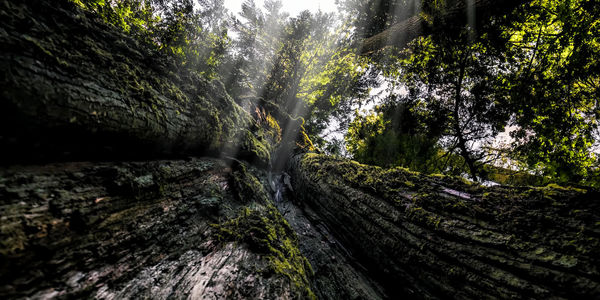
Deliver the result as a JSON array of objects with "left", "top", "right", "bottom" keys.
[
  {"left": 72, "top": 0, "right": 158, "bottom": 34},
  {"left": 223, "top": 1, "right": 373, "bottom": 151},
  {"left": 346, "top": 99, "right": 442, "bottom": 173},
  {"left": 344, "top": 0, "right": 600, "bottom": 186},
  {"left": 69, "top": 0, "right": 600, "bottom": 186},
  {"left": 503, "top": 0, "right": 600, "bottom": 183},
  {"left": 72, "top": 0, "right": 229, "bottom": 78}
]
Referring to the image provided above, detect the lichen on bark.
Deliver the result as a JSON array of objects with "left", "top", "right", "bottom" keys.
[{"left": 289, "top": 153, "right": 600, "bottom": 299}]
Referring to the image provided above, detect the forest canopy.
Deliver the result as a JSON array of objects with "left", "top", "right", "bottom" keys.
[{"left": 70, "top": 0, "right": 600, "bottom": 187}]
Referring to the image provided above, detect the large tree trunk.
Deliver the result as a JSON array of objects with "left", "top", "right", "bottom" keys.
[
  {"left": 2, "top": 0, "right": 599, "bottom": 299},
  {"left": 0, "top": 0, "right": 271, "bottom": 165},
  {"left": 0, "top": 158, "right": 315, "bottom": 299},
  {"left": 3, "top": 155, "right": 598, "bottom": 299},
  {"left": 270, "top": 173, "right": 389, "bottom": 299},
  {"left": 289, "top": 153, "right": 600, "bottom": 299}
]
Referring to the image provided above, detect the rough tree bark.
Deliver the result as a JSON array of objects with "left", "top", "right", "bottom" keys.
[
  {"left": 0, "top": 0, "right": 271, "bottom": 165},
  {"left": 290, "top": 153, "right": 600, "bottom": 299},
  {"left": 0, "top": 2, "right": 389, "bottom": 297},
  {"left": 2, "top": 0, "right": 599, "bottom": 299},
  {"left": 0, "top": 158, "right": 315, "bottom": 299}
]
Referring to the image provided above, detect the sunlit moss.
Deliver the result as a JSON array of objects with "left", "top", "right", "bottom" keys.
[
  {"left": 241, "top": 130, "right": 271, "bottom": 164},
  {"left": 211, "top": 205, "right": 316, "bottom": 299},
  {"left": 544, "top": 183, "right": 586, "bottom": 194},
  {"left": 229, "top": 162, "right": 269, "bottom": 204}
]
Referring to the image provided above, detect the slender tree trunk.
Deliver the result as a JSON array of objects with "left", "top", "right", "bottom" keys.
[{"left": 453, "top": 60, "right": 480, "bottom": 181}]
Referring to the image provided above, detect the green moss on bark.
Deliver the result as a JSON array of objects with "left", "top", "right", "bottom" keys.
[
  {"left": 229, "top": 162, "right": 269, "bottom": 204},
  {"left": 1, "top": 0, "right": 274, "bottom": 164},
  {"left": 292, "top": 153, "right": 600, "bottom": 298},
  {"left": 212, "top": 205, "right": 316, "bottom": 300}
]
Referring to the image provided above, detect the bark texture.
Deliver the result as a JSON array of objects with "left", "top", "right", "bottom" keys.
[
  {"left": 0, "top": 0, "right": 271, "bottom": 164},
  {"left": 2, "top": 0, "right": 599, "bottom": 299},
  {"left": 0, "top": 158, "right": 314, "bottom": 299},
  {"left": 289, "top": 153, "right": 600, "bottom": 299},
  {"left": 272, "top": 172, "right": 388, "bottom": 299}
]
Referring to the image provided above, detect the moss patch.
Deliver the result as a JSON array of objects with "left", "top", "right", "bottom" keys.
[
  {"left": 241, "top": 130, "right": 271, "bottom": 165},
  {"left": 212, "top": 205, "right": 316, "bottom": 299},
  {"left": 229, "top": 162, "right": 269, "bottom": 204}
]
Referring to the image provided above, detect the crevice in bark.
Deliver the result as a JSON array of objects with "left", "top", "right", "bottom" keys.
[{"left": 1, "top": 1, "right": 599, "bottom": 299}]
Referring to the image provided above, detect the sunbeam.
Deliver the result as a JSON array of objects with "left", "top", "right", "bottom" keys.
[{"left": 3, "top": 0, "right": 600, "bottom": 298}]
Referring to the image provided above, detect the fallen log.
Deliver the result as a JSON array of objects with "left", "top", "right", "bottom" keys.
[
  {"left": 0, "top": 158, "right": 315, "bottom": 299},
  {"left": 290, "top": 153, "right": 600, "bottom": 299},
  {"left": 0, "top": 0, "right": 271, "bottom": 165}
]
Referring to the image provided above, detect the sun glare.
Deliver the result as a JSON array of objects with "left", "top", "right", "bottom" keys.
[{"left": 224, "top": 0, "right": 338, "bottom": 17}]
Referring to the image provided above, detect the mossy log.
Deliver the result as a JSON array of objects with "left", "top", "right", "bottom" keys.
[
  {"left": 0, "top": 158, "right": 314, "bottom": 299},
  {"left": 290, "top": 153, "right": 600, "bottom": 299},
  {"left": 273, "top": 182, "right": 389, "bottom": 299},
  {"left": 0, "top": 0, "right": 270, "bottom": 164},
  {"left": 3, "top": 1, "right": 599, "bottom": 299}
]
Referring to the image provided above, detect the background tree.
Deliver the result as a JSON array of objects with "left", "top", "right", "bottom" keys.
[
  {"left": 222, "top": 1, "right": 374, "bottom": 153},
  {"left": 344, "top": 0, "right": 600, "bottom": 186},
  {"left": 73, "top": 0, "right": 230, "bottom": 78},
  {"left": 347, "top": 28, "right": 512, "bottom": 181},
  {"left": 346, "top": 93, "right": 443, "bottom": 172},
  {"left": 503, "top": 0, "right": 600, "bottom": 184},
  {"left": 221, "top": 0, "right": 289, "bottom": 101}
]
